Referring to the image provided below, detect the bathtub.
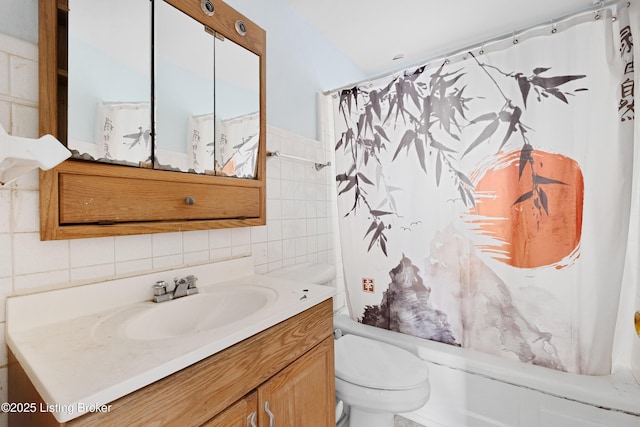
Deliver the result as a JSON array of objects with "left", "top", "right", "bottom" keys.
[{"left": 333, "top": 313, "right": 640, "bottom": 427}]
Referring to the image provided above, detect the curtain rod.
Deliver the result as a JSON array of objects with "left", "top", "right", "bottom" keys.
[{"left": 323, "top": 0, "right": 627, "bottom": 95}]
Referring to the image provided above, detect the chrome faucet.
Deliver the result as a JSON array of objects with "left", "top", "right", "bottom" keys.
[{"left": 152, "top": 275, "right": 199, "bottom": 303}]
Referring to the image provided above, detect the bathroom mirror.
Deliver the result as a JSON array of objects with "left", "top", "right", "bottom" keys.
[
  {"left": 214, "top": 36, "right": 260, "bottom": 178},
  {"left": 155, "top": 0, "right": 216, "bottom": 173},
  {"left": 65, "top": 0, "right": 262, "bottom": 177},
  {"left": 155, "top": 1, "right": 261, "bottom": 178},
  {"left": 67, "top": 0, "right": 152, "bottom": 167},
  {"left": 39, "top": 0, "right": 267, "bottom": 240}
]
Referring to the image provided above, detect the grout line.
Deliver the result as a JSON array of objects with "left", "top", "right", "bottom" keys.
[{"left": 0, "top": 94, "right": 37, "bottom": 109}]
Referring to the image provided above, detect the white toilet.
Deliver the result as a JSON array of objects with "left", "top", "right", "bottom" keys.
[
  {"left": 334, "top": 333, "right": 430, "bottom": 427},
  {"left": 268, "top": 263, "right": 431, "bottom": 427}
]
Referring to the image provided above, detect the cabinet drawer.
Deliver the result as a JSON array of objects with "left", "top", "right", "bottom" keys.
[{"left": 59, "top": 173, "right": 261, "bottom": 224}]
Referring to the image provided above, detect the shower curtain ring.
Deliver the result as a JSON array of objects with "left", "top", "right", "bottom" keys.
[
  {"left": 512, "top": 31, "right": 518, "bottom": 45},
  {"left": 479, "top": 42, "right": 485, "bottom": 55},
  {"left": 594, "top": 4, "right": 603, "bottom": 20},
  {"left": 550, "top": 19, "right": 557, "bottom": 34}
]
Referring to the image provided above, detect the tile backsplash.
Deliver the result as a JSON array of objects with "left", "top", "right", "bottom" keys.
[{"left": 0, "top": 32, "right": 345, "bottom": 426}]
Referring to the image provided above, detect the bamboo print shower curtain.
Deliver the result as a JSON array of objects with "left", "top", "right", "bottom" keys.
[{"left": 333, "top": 7, "right": 634, "bottom": 375}]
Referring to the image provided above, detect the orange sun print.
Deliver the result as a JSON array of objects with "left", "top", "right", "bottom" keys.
[{"left": 469, "top": 149, "right": 584, "bottom": 269}]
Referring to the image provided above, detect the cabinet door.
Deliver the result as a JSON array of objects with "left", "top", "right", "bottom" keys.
[
  {"left": 258, "top": 337, "right": 335, "bottom": 427},
  {"left": 202, "top": 392, "right": 257, "bottom": 427}
]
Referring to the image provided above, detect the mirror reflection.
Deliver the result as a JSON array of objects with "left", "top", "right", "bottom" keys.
[
  {"left": 155, "top": 1, "right": 261, "bottom": 178},
  {"left": 66, "top": 0, "right": 261, "bottom": 178},
  {"left": 155, "top": 0, "right": 215, "bottom": 173},
  {"left": 214, "top": 36, "right": 260, "bottom": 178},
  {"left": 67, "top": 0, "right": 152, "bottom": 167}
]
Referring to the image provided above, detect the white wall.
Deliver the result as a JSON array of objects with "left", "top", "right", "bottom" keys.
[
  {"left": 0, "top": 32, "right": 345, "bottom": 427},
  {"left": 0, "top": 0, "right": 37, "bottom": 44},
  {"left": 225, "top": 0, "right": 366, "bottom": 140}
]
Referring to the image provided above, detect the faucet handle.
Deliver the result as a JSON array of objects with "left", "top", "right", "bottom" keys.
[
  {"left": 152, "top": 281, "right": 169, "bottom": 296},
  {"left": 185, "top": 275, "right": 198, "bottom": 288}
]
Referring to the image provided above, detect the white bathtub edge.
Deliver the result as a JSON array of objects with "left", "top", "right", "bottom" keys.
[{"left": 333, "top": 313, "right": 640, "bottom": 417}]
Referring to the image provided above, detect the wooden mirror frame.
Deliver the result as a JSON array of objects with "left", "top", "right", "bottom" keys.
[{"left": 38, "top": 0, "right": 266, "bottom": 240}]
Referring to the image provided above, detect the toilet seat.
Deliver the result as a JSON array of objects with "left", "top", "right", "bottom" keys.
[{"left": 334, "top": 334, "right": 429, "bottom": 390}]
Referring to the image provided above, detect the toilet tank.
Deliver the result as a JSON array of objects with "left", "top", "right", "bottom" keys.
[{"left": 267, "top": 263, "right": 336, "bottom": 287}]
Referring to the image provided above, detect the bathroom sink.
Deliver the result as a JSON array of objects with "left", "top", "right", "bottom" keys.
[{"left": 123, "top": 285, "right": 277, "bottom": 340}]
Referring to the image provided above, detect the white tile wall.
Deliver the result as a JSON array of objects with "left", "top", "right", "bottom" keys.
[
  {"left": 0, "top": 32, "right": 40, "bottom": 427},
  {"left": 262, "top": 125, "right": 339, "bottom": 273},
  {"left": 0, "top": 32, "right": 343, "bottom": 427}
]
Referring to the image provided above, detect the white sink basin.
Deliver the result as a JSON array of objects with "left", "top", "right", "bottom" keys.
[
  {"left": 126, "top": 285, "right": 277, "bottom": 340},
  {"left": 93, "top": 285, "right": 278, "bottom": 341}
]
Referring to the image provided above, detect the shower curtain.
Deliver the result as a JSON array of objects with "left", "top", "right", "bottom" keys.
[
  {"left": 96, "top": 101, "right": 151, "bottom": 165},
  {"left": 187, "top": 113, "right": 216, "bottom": 174},
  {"left": 187, "top": 112, "right": 259, "bottom": 177},
  {"left": 216, "top": 111, "right": 260, "bottom": 178},
  {"left": 332, "top": 5, "right": 634, "bottom": 375}
]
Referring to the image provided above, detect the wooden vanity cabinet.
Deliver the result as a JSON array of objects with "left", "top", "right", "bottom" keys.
[
  {"left": 258, "top": 337, "right": 335, "bottom": 427},
  {"left": 39, "top": 0, "right": 267, "bottom": 240},
  {"left": 203, "top": 392, "right": 257, "bottom": 427},
  {"left": 8, "top": 299, "right": 335, "bottom": 427},
  {"left": 206, "top": 336, "right": 335, "bottom": 427}
]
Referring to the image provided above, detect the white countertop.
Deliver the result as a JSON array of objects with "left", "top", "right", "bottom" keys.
[{"left": 6, "top": 257, "right": 335, "bottom": 423}]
